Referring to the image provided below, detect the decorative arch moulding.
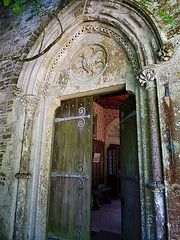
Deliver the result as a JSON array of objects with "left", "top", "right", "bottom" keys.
[
  {"left": 15, "top": 0, "right": 164, "bottom": 99},
  {"left": 39, "top": 22, "right": 140, "bottom": 97}
]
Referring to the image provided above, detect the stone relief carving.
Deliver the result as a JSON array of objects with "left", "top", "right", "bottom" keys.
[
  {"left": 40, "top": 23, "right": 138, "bottom": 96},
  {"left": 158, "top": 43, "right": 174, "bottom": 61},
  {"left": 84, "top": 25, "right": 138, "bottom": 73},
  {"left": 41, "top": 29, "right": 85, "bottom": 97},
  {"left": 21, "top": 95, "right": 40, "bottom": 110},
  {"left": 54, "top": 71, "right": 68, "bottom": 93},
  {"left": 138, "top": 69, "right": 155, "bottom": 86},
  {"left": 70, "top": 45, "right": 107, "bottom": 82}
]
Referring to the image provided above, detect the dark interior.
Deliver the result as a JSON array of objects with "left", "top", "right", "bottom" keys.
[{"left": 91, "top": 91, "right": 129, "bottom": 239}]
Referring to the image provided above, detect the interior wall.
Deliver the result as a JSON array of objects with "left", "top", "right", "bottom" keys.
[
  {"left": 93, "top": 101, "right": 120, "bottom": 188},
  {"left": 93, "top": 102, "right": 119, "bottom": 142}
]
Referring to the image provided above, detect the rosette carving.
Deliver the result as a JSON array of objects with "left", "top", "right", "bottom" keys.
[{"left": 71, "top": 44, "right": 107, "bottom": 82}]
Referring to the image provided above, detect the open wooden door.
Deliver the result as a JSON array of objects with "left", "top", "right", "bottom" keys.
[
  {"left": 119, "top": 95, "right": 141, "bottom": 240},
  {"left": 47, "top": 97, "right": 93, "bottom": 240}
]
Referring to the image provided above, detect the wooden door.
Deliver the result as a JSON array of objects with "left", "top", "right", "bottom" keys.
[
  {"left": 47, "top": 97, "right": 93, "bottom": 240},
  {"left": 119, "top": 95, "right": 141, "bottom": 240}
]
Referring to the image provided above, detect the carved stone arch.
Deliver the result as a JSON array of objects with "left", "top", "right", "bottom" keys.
[
  {"left": 18, "top": 0, "right": 162, "bottom": 97},
  {"left": 14, "top": 1, "right": 166, "bottom": 240}
]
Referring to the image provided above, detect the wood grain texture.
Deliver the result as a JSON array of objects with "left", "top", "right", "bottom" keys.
[
  {"left": 47, "top": 97, "right": 93, "bottom": 240},
  {"left": 119, "top": 95, "right": 141, "bottom": 240}
]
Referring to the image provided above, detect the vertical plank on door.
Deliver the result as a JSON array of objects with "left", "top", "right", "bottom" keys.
[{"left": 47, "top": 97, "right": 93, "bottom": 240}]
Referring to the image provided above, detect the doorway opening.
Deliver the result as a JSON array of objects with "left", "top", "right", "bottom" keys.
[
  {"left": 91, "top": 91, "right": 141, "bottom": 240},
  {"left": 47, "top": 90, "right": 141, "bottom": 240}
]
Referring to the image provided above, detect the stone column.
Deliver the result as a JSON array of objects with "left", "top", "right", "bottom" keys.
[
  {"left": 13, "top": 95, "right": 40, "bottom": 240},
  {"left": 138, "top": 69, "right": 166, "bottom": 240}
]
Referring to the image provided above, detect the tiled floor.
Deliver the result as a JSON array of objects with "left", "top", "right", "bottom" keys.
[{"left": 91, "top": 199, "right": 121, "bottom": 239}]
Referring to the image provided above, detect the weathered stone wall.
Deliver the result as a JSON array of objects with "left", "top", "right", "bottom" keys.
[
  {"left": 135, "top": 0, "right": 180, "bottom": 39},
  {"left": 0, "top": 0, "right": 71, "bottom": 166},
  {"left": 0, "top": 1, "right": 71, "bottom": 238},
  {"left": 0, "top": 0, "right": 179, "bottom": 239},
  {"left": 156, "top": 38, "right": 180, "bottom": 239}
]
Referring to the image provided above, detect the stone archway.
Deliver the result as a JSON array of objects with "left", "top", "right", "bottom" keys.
[{"left": 13, "top": 1, "right": 166, "bottom": 239}]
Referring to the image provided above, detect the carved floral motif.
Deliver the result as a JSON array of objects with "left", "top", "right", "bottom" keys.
[
  {"left": 138, "top": 69, "right": 155, "bottom": 86},
  {"left": 71, "top": 45, "right": 107, "bottom": 82},
  {"left": 39, "top": 24, "right": 138, "bottom": 96}
]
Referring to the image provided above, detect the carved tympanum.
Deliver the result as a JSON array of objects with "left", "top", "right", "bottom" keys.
[
  {"left": 138, "top": 69, "right": 155, "bottom": 86},
  {"left": 71, "top": 44, "right": 107, "bottom": 82}
]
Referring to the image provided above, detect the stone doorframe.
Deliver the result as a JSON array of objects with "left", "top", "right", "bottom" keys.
[{"left": 13, "top": 1, "right": 167, "bottom": 239}]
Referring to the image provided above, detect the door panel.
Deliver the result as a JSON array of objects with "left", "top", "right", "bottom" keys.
[
  {"left": 119, "top": 95, "right": 141, "bottom": 240},
  {"left": 47, "top": 98, "right": 93, "bottom": 240}
]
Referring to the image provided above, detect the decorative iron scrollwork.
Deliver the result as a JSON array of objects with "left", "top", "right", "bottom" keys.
[
  {"left": 51, "top": 164, "right": 89, "bottom": 189},
  {"left": 55, "top": 107, "right": 90, "bottom": 128},
  {"left": 77, "top": 164, "right": 89, "bottom": 189},
  {"left": 74, "top": 230, "right": 82, "bottom": 240},
  {"left": 78, "top": 107, "right": 90, "bottom": 127}
]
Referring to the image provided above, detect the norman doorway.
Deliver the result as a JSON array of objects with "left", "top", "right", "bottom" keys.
[{"left": 47, "top": 90, "right": 141, "bottom": 240}]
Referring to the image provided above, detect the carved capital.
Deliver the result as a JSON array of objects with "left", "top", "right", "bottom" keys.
[
  {"left": 138, "top": 69, "right": 155, "bottom": 87},
  {"left": 21, "top": 95, "right": 40, "bottom": 110},
  {"left": 158, "top": 43, "right": 174, "bottom": 61}
]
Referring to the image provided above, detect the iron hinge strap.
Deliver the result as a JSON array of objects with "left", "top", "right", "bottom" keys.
[
  {"left": 55, "top": 107, "right": 90, "bottom": 128},
  {"left": 51, "top": 165, "right": 89, "bottom": 189},
  {"left": 48, "top": 233, "right": 70, "bottom": 240}
]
